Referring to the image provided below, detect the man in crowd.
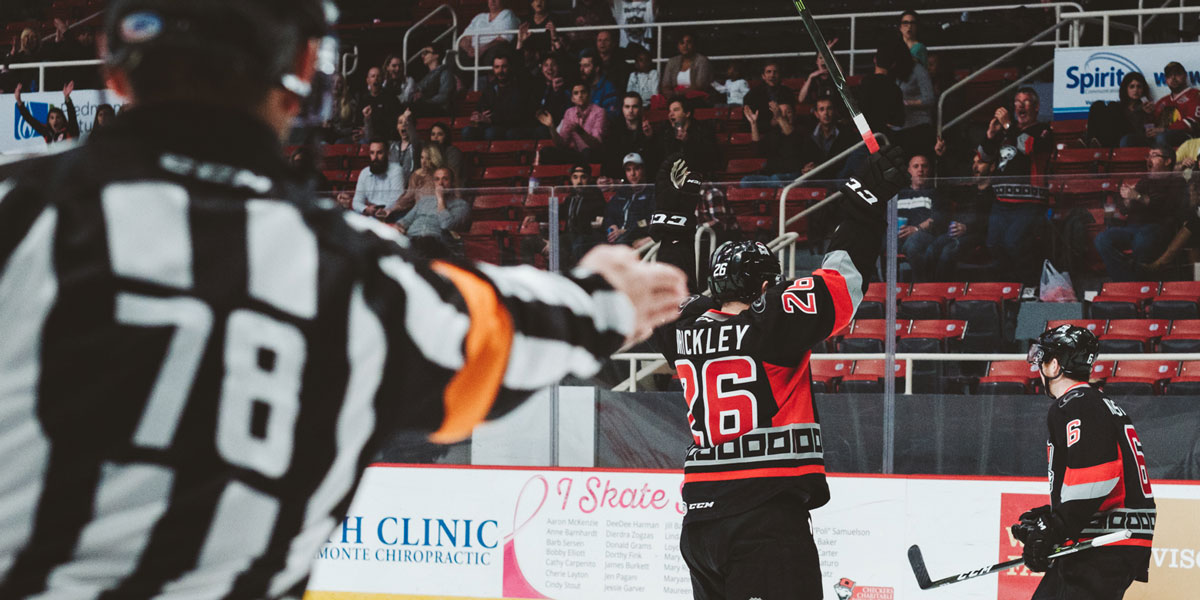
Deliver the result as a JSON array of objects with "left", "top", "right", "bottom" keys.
[
  {"left": 579, "top": 48, "right": 620, "bottom": 117},
  {"left": 353, "top": 140, "right": 406, "bottom": 215},
  {"left": 458, "top": 0, "right": 520, "bottom": 65},
  {"left": 1150, "top": 61, "right": 1200, "bottom": 148},
  {"left": 928, "top": 151, "right": 994, "bottom": 281},
  {"left": 980, "top": 87, "right": 1052, "bottom": 284},
  {"left": 605, "top": 92, "right": 657, "bottom": 177},
  {"left": 0, "top": 2, "right": 688, "bottom": 597},
  {"left": 741, "top": 100, "right": 806, "bottom": 187},
  {"left": 594, "top": 30, "right": 630, "bottom": 96},
  {"left": 462, "top": 54, "right": 535, "bottom": 141},
  {"left": 656, "top": 96, "right": 721, "bottom": 176},
  {"left": 359, "top": 66, "right": 402, "bottom": 140},
  {"left": 1095, "top": 145, "right": 1186, "bottom": 281},
  {"left": 894, "top": 154, "right": 948, "bottom": 282},
  {"left": 804, "top": 97, "right": 857, "bottom": 174},
  {"left": 743, "top": 60, "right": 795, "bottom": 131},
  {"left": 409, "top": 46, "right": 456, "bottom": 116},
  {"left": 533, "top": 55, "right": 571, "bottom": 125},
  {"left": 381, "top": 54, "right": 411, "bottom": 101},
  {"left": 537, "top": 82, "right": 608, "bottom": 165},
  {"left": 604, "top": 153, "right": 655, "bottom": 248}
]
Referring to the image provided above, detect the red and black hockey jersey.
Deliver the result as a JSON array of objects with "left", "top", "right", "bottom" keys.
[
  {"left": 1046, "top": 384, "right": 1155, "bottom": 574},
  {"left": 653, "top": 249, "right": 865, "bottom": 522},
  {"left": 1155, "top": 87, "right": 1200, "bottom": 135}
]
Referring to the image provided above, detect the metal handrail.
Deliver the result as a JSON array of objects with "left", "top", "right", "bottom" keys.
[
  {"left": 402, "top": 4, "right": 458, "bottom": 71},
  {"left": 941, "top": 61, "right": 1053, "bottom": 133},
  {"left": 936, "top": 20, "right": 1074, "bottom": 137},
  {"left": 1138, "top": 0, "right": 1187, "bottom": 40},
  {"left": 610, "top": 352, "right": 1200, "bottom": 393},
  {"left": 1, "top": 59, "right": 102, "bottom": 94},
  {"left": 693, "top": 222, "right": 717, "bottom": 278},
  {"left": 1062, "top": 5, "right": 1200, "bottom": 46},
  {"left": 454, "top": 3, "right": 1084, "bottom": 89}
]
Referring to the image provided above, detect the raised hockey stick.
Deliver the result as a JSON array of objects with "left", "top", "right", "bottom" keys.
[
  {"left": 789, "top": 0, "right": 880, "bottom": 153},
  {"left": 907, "top": 529, "right": 1132, "bottom": 590}
]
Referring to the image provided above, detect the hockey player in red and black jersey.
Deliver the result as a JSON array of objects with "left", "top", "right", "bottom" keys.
[
  {"left": 1012, "top": 325, "right": 1155, "bottom": 600},
  {"left": 650, "top": 145, "right": 909, "bottom": 600}
]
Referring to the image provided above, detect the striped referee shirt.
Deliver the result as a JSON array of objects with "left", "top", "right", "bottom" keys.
[{"left": 0, "top": 105, "right": 632, "bottom": 599}]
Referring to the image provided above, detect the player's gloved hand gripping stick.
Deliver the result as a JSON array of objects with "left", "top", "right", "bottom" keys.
[{"left": 790, "top": 0, "right": 880, "bottom": 153}]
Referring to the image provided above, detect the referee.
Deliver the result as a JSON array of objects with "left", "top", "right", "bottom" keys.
[{"left": 0, "top": 1, "right": 686, "bottom": 599}]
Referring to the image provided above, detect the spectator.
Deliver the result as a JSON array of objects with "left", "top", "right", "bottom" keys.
[
  {"left": 1149, "top": 61, "right": 1199, "bottom": 148},
  {"left": 325, "top": 72, "right": 361, "bottom": 143},
  {"left": 712, "top": 61, "right": 750, "bottom": 106},
  {"left": 7, "top": 27, "right": 41, "bottom": 63},
  {"left": 579, "top": 49, "right": 620, "bottom": 117},
  {"left": 1095, "top": 145, "right": 1186, "bottom": 281},
  {"left": 696, "top": 184, "right": 741, "bottom": 245},
  {"left": 367, "top": 108, "right": 420, "bottom": 184},
  {"left": 595, "top": 30, "right": 630, "bottom": 94},
  {"left": 980, "top": 87, "right": 1052, "bottom": 284},
  {"left": 334, "top": 189, "right": 354, "bottom": 211},
  {"left": 744, "top": 61, "right": 795, "bottom": 130},
  {"left": 385, "top": 144, "right": 446, "bottom": 220},
  {"left": 533, "top": 55, "right": 571, "bottom": 124},
  {"left": 462, "top": 55, "right": 536, "bottom": 141},
  {"left": 409, "top": 46, "right": 456, "bottom": 116},
  {"left": 741, "top": 101, "right": 806, "bottom": 187},
  {"left": 1176, "top": 136, "right": 1200, "bottom": 171},
  {"left": 898, "top": 10, "right": 928, "bottom": 68},
  {"left": 803, "top": 97, "right": 857, "bottom": 173},
  {"left": 381, "top": 54, "right": 415, "bottom": 103},
  {"left": 517, "top": 0, "right": 561, "bottom": 61},
  {"left": 538, "top": 82, "right": 609, "bottom": 164},
  {"left": 1143, "top": 204, "right": 1200, "bottom": 276},
  {"left": 655, "top": 95, "right": 721, "bottom": 175},
  {"left": 358, "top": 66, "right": 402, "bottom": 142},
  {"left": 1086, "top": 72, "right": 1153, "bottom": 148},
  {"left": 798, "top": 49, "right": 837, "bottom": 106},
  {"left": 427, "top": 122, "right": 465, "bottom": 182},
  {"left": 568, "top": 0, "right": 616, "bottom": 51},
  {"left": 14, "top": 81, "right": 78, "bottom": 145},
  {"left": 928, "top": 151, "right": 995, "bottom": 281},
  {"left": 289, "top": 146, "right": 331, "bottom": 193},
  {"left": 604, "top": 153, "right": 655, "bottom": 247},
  {"left": 396, "top": 167, "right": 470, "bottom": 259},
  {"left": 560, "top": 163, "right": 609, "bottom": 265},
  {"left": 613, "top": 0, "right": 655, "bottom": 49},
  {"left": 894, "top": 154, "right": 948, "bottom": 281},
  {"left": 459, "top": 0, "right": 521, "bottom": 65},
  {"left": 625, "top": 45, "right": 659, "bottom": 108},
  {"left": 352, "top": 140, "right": 406, "bottom": 216},
  {"left": 605, "top": 91, "right": 657, "bottom": 177},
  {"left": 895, "top": 46, "right": 935, "bottom": 155},
  {"left": 659, "top": 31, "right": 713, "bottom": 98},
  {"left": 858, "top": 35, "right": 907, "bottom": 138},
  {"left": 91, "top": 104, "right": 116, "bottom": 134}
]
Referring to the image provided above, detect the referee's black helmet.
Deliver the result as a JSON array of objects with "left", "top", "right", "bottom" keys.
[
  {"left": 708, "top": 241, "right": 782, "bottom": 304},
  {"left": 1028, "top": 324, "right": 1100, "bottom": 381}
]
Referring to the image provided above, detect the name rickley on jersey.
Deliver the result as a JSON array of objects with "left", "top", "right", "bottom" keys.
[{"left": 675, "top": 324, "right": 751, "bottom": 355}]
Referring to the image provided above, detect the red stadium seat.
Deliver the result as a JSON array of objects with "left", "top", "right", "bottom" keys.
[
  {"left": 1089, "top": 360, "right": 1115, "bottom": 384},
  {"left": 523, "top": 193, "right": 551, "bottom": 220},
  {"left": 841, "top": 359, "right": 907, "bottom": 393},
  {"left": 478, "top": 140, "right": 535, "bottom": 167},
  {"left": 1051, "top": 148, "right": 1109, "bottom": 174},
  {"left": 1052, "top": 178, "right": 1117, "bottom": 212},
  {"left": 478, "top": 166, "right": 531, "bottom": 186},
  {"left": 899, "top": 319, "right": 967, "bottom": 351},
  {"left": 727, "top": 187, "right": 776, "bottom": 215},
  {"left": 724, "top": 158, "right": 767, "bottom": 176},
  {"left": 1161, "top": 319, "right": 1200, "bottom": 353},
  {"left": 1046, "top": 319, "right": 1107, "bottom": 335},
  {"left": 735, "top": 215, "right": 774, "bottom": 233},
  {"left": 452, "top": 140, "right": 490, "bottom": 154},
  {"left": 1104, "top": 359, "right": 1178, "bottom": 396},
  {"left": 1088, "top": 281, "right": 1160, "bottom": 319},
  {"left": 950, "top": 282, "right": 1021, "bottom": 349},
  {"left": 899, "top": 282, "right": 966, "bottom": 319},
  {"left": 1051, "top": 119, "right": 1087, "bottom": 145},
  {"left": 857, "top": 282, "right": 910, "bottom": 320},
  {"left": 978, "top": 360, "right": 1040, "bottom": 394},
  {"left": 530, "top": 164, "right": 571, "bottom": 185},
  {"left": 471, "top": 194, "right": 524, "bottom": 221},
  {"left": 726, "top": 132, "right": 756, "bottom": 159},
  {"left": 1149, "top": 281, "right": 1200, "bottom": 319},
  {"left": 1166, "top": 360, "right": 1200, "bottom": 395},
  {"left": 1100, "top": 319, "right": 1170, "bottom": 353},
  {"left": 810, "top": 358, "right": 851, "bottom": 393},
  {"left": 1105, "top": 147, "right": 1151, "bottom": 173},
  {"left": 838, "top": 319, "right": 911, "bottom": 353}
]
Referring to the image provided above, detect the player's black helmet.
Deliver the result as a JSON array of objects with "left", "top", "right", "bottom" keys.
[
  {"left": 708, "top": 241, "right": 782, "bottom": 304},
  {"left": 1028, "top": 324, "right": 1100, "bottom": 380}
]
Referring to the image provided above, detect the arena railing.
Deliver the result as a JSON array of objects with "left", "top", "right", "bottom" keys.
[
  {"left": 401, "top": 4, "right": 457, "bottom": 73},
  {"left": 451, "top": 2, "right": 1084, "bottom": 91},
  {"left": 1061, "top": 4, "right": 1200, "bottom": 47}
]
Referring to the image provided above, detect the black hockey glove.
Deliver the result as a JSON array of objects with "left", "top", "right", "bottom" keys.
[
  {"left": 1020, "top": 510, "right": 1067, "bottom": 573},
  {"left": 1010, "top": 504, "right": 1053, "bottom": 543},
  {"left": 839, "top": 144, "right": 909, "bottom": 220}
]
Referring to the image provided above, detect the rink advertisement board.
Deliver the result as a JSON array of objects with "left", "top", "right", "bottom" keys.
[
  {"left": 1053, "top": 42, "right": 1200, "bottom": 121},
  {"left": 0, "top": 89, "right": 127, "bottom": 154},
  {"left": 305, "top": 466, "right": 1200, "bottom": 600}
]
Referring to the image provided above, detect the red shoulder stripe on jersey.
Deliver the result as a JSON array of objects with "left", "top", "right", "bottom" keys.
[
  {"left": 1098, "top": 445, "right": 1128, "bottom": 512},
  {"left": 764, "top": 359, "right": 815, "bottom": 427},
  {"left": 428, "top": 261, "right": 514, "bottom": 443},
  {"left": 811, "top": 268, "right": 853, "bottom": 334},
  {"left": 1092, "top": 538, "right": 1153, "bottom": 548},
  {"left": 1063, "top": 458, "right": 1122, "bottom": 487},
  {"left": 683, "top": 464, "right": 824, "bottom": 483}
]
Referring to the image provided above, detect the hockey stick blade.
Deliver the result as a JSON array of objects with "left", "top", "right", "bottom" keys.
[{"left": 908, "top": 530, "right": 1132, "bottom": 591}]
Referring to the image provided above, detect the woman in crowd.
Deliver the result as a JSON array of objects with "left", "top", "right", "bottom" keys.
[
  {"left": 895, "top": 43, "right": 936, "bottom": 156},
  {"left": 899, "top": 10, "right": 928, "bottom": 68},
  {"left": 1086, "top": 71, "right": 1154, "bottom": 148},
  {"left": 659, "top": 31, "right": 712, "bottom": 100},
  {"left": 325, "top": 73, "right": 361, "bottom": 144},
  {"left": 385, "top": 144, "right": 446, "bottom": 220},
  {"left": 395, "top": 167, "right": 470, "bottom": 259}
]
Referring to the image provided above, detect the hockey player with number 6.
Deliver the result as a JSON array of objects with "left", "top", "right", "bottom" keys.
[
  {"left": 1012, "top": 325, "right": 1155, "bottom": 599},
  {"left": 650, "top": 145, "right": 909, "bottom": 600}
]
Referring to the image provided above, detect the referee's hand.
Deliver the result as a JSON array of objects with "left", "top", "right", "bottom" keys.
[{"left": 577, "top": 245, "right": 688, "bottom": 346}]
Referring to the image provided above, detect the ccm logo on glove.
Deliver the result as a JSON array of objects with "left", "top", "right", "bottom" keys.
[{"left": 845, "top": 178, "right": 878, "bottom": 205}]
